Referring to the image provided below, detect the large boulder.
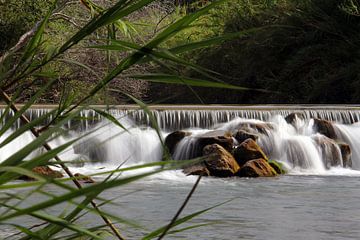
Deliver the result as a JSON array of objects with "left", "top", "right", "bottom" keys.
[
  {"left": 233, "top": 139, "right": 268, "bottom": 166},
  {"left": 233, "top": 130, "right": 258, "bottom": 145},
  {"left": 313, "top": 135, "right": 342, "bottom": 168},
  {"left": 338, "top": 143, "right": 352, "bottom": 167},
  {"left": 193, "top": 130, "right": 234, "bottom": 157},
  {"left": 237, "top": 159, "right": 277, "bottom": 177},
  {"left": 313, "top": 118, "right": 337, "bottom": 140},
  {"left": 18, "top": 166, "right": 64, "bottom": 181},
  {"left": 164, "top": 130, "right": 191, "bottom": 155},
  {"left": 202, "top": 144, "right": 240, "bottom": 177}
]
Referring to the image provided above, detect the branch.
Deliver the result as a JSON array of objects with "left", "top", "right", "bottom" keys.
[
  {"left": 51, "top": 13, "right": 82, "bottom": 28},
  {"left": 0, "top": 21, "right": 41, "bottom": 66}
]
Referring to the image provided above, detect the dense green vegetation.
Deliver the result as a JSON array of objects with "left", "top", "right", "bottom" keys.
[
  {"left": 152, "top": 0, "right": 360, "bottom": 104},
  {"left": 2, "top": 0, "right": 360, "bottom": 104}
]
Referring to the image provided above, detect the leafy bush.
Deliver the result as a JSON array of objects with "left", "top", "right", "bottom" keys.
[
  {"left": 153, "top": 0, "right": 360, "bottom": 104},
  {"left": 0, "top": 0, "right": 53, "bottom": 53}
]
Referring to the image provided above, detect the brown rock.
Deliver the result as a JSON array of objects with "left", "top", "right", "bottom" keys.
[
  {"left": 203, "top": 144, "right": 240, "bottom": 177},
  {"left": 18, "top": 166, "right": 64, "bottom": 181},
  {"left": 338, "top": 143, "right": 352, "bottom": 167},
  {"left": 313, "top": 135, "right": 342, "bottom": 168},
  {"left": 74, "top": 173, "right": 95, "bottom": 183},
  {"left": 313, "top": 118, "right": 337, "bottom": 139},
  {"left": 237, "top": 159, "right": 277, "bottom": 178},
  {"left": 236, "top": 122, "right": 273, "bottom": 134},
  {"left": 183, "top": 163, "right": 210, "bottom": 176},
  {"left": 233, "top": 139, "right": 268, "bottom": 166},
  {"left": 233, "top": 130, "right": 258, "bottom": 145},
  {"left": 195, "top": 130, "right": 234, "bottom": 156},
  {"left": 165, "top": 131, "right": 191, "bottom": 155}
]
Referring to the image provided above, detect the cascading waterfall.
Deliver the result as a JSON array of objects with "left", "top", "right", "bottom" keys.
[{"left": 1, "top": 106, "right": 360, "bottom": 174}]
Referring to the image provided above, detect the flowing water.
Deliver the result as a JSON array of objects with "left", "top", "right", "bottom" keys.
[{"left": 1, "top": 106, "right": 360, "bottom": 239}]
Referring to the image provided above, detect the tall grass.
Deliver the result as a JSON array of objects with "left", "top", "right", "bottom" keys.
[{"left": 0, "top": 0, "right": 244, "bottom": 239}]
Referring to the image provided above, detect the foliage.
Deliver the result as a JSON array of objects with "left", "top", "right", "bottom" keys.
[
  {"left": 0, "top": 0, "right": 246, "bottom": 239},
  {"left": 153, "top": 0, "right": 360, "bottom": 104},
  {"left": 0, "top": 0, "right": 53, "bottom": 53}
]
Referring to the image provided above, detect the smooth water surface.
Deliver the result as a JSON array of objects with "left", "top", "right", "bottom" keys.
[{"left": 96, "top": 173, "right": 360, "bottom": 239}]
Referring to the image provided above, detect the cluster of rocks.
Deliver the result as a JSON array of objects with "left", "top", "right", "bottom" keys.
[
  {"left": 165, "top": 124, "right": 285, "bottom": 178},
  {"left": 165, "top": 112, "right": 353, "bottom": 178},
  {"left": 18, "top": 166, "right": 95, "bottom": 184},
  {"left": 287, "top": 112, "right": 352, "bottom": 168}
]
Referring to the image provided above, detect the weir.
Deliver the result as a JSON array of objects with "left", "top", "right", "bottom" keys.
[
  {"left": 1, "top": 105, "right": 360, "bottom": 174},
  {"left": 2, "top": 105, "right": 360, "bottom": 131}
]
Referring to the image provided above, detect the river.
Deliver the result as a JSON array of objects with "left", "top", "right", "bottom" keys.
[{"left": 1, "top": 105, "right": 360, "bottom": 239}]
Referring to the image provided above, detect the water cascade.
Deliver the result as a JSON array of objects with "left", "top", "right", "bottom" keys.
[{"left": 1, "top": 106, "right": 360, "bottom": 174}]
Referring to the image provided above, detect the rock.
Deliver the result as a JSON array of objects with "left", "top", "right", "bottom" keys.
[
  {"left": 18, "top": 166, "right": 64, "bottom": 181},
  {"left": 237, "top": 159, "right": 277, "bottom": 177},
  {"left": 202, "top": 144, "right": 240, "bottom": 177},
  {"left": 183, "top": 163, "right": 210, "bottom": 176},
  {"left": 313, "top": 135, "right": 342, "bottom": 168},
  {"left": 164, "top": 130, "right": 191, "bottom": 155},
  {"left": 233, "top": 139, "right": 268, "bottom": 166},
  {"left": 268, "top": 160, "right": 287, "bottom": 174},
  {"left": 73, "top": 138, "right": 107, "bottom": 163},
  {"left": 236, "top": 122, "right": 273, "bottom": 134},
  {"left": 285, "top": 112, "right": 305, "bottom": 124},
  {"left": 194, "top": 130, "right": 234, "bottom": 157},
  {"left": 338, "top": 143, "right": 352, "bottom": 167},
  {"left": 313, "top": 118, "right": 337, "bottom": 139},
  {"left": 74, "top": 173, "right": 95, "bottom": 183},
  {"left": 233, "top": 130, "right": 258, "bottom": 145}
]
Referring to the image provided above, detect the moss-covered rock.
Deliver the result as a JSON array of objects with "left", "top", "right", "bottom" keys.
[{"left": 268, "top": 160, "right": 287, "bottom": 174}]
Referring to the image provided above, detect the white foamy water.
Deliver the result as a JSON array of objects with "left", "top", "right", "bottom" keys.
[{"left": 1, "top": 107, "right": 360, "bottom": 176}]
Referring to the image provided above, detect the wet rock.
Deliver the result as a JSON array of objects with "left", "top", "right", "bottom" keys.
[
  {"left": 183, "top": 163, "right": 210, "bottom": 176},
  {"left": 233, "top": 139, "right": 268, "bottom": 166},
  {"left": 73, "top": 138, "right": 107, "bottom": 163},
  {"left": 268, "top": 160, "right": 287, "bottom": 174},
  {"left": 338, "top": 143, "right": 352, "bottom": 167},
  {"left": 18, "top": 166, "right": 64, "bottom": 181},
  {"left": 313, "top": 118, "right": 337, "bottom": 140},
  {"left": 164, "top": 130, "right": 191, "bottom": 155},
  {"left": 203, "top": 144, "right": 240, "bottom": 177},
  {"left": 285, "top": 112, "right": 305, "bottom": 124},
  {"left": 236, "top": 122, "right": 273, "bottom": 134},
  {"left": 233, "top": 130, "right": 258, "bottom": 145},
  {"left": 237, "top": 159, "right": 277, "bottom": 178},
  {"left": 74, "top": 173, "right": 95, "bottom": 183},
  {"left": 313, "top": 135, "right": 342, "bottom": 168},
  {"left": 195, "top": 130, "right": 234, "bottom": 156}
]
